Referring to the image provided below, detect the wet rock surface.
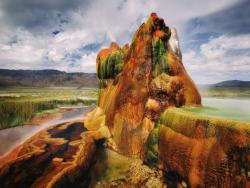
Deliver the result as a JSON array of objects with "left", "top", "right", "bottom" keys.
[{"left": 0, "top": 122, "right": 96, "bottom": 188}]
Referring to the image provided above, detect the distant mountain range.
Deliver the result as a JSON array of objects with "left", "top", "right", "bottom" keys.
[
  {"left": 0, "top": 69, "right": 98, "bottom": 88},
  {"left": 0, "top": 69, "right": 249, "bottom": 88},
  {"left": 198, "top": 80, "right": 250, "bottom": 89},
  {"left": 212, "top": 80, "right": 250, "bottom": 87}
]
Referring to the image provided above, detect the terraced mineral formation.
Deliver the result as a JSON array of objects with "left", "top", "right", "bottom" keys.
[{"left": 145, "top": 108, "right": 250, "bottom": 187}]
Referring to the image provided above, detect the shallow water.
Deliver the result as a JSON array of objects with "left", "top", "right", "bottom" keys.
[
  {"left": 187, "top": 97, "right": 250, "bottom": 122},
  {"left": 0, "top": 105, "right": 95, "bottom": 157}
]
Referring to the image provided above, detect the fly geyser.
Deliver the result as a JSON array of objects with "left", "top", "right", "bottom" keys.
[
  {"left": 97, "top": 12, "right": 201, "bottom": 156},
  {"left": 96, "top": 13, "right": 249, "bottom": 187},
  {"left": 0, "top": 13, "right": 249, "bottom": 188}
]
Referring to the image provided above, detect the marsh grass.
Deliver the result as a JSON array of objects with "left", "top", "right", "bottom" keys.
[
  {"left": 199, "top": 87, "right": 250, "bottom": 98},
  {"left": 0, "top": 87, "right": 97, "bottom": 129}
]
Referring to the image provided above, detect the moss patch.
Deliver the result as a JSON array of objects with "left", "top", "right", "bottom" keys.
[
  {"left": 144, "top": 123, "right": 163, "bottom": 166},
  {"left": 151, "top": 39, "right": 169, "bottom": 77},
  {"left": 98, "top": 51, "right": 125, "bottom": 81},
  {"left": 159, "top": 107, "right": 250, "bottom": 138}
]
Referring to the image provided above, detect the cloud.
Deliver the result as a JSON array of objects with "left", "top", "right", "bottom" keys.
[
  {"left": 189, "top": 0, "right": 250, "bottom": 35},
  {"left": 183, "top": 34, "right": 250, "bottom": 84},
  {"left": 0, "top": 0, "right": 248, "bottom": 84},
  {"left": 0, "top": 29, "right": 46, "bottom": 69},
  {"left": 0, "top": 0, "right": 91, "bottom": 34},
  {"left": 182, "top": 0, "right": 250, "bottom": 50},
  {"left": 0, "top": 27, "right": 103, "bottom": 71}
]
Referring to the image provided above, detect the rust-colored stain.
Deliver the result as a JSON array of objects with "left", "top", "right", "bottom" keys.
[{"left": 0, "top": 122, "right": 96, "bottom": 187}]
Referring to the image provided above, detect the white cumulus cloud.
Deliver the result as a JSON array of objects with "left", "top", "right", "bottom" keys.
[
  {"left": 183, "top": 34, "right": 250, "bottom": 84},
  {"left": 0, "top": 0, "right": 248, "bottom": 85}
]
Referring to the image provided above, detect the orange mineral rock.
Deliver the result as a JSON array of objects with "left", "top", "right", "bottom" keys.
[{"left": 96, "top": 13, "right": 201, "bottom": 157}]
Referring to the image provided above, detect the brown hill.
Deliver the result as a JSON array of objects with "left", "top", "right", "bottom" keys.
[{"left": 0, "top": 69, "right": 98, "bottom": 88}]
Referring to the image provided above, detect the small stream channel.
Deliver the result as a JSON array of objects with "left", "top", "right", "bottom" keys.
[{"left": 0, "top": 105, "right": 95, "bottom": 157}]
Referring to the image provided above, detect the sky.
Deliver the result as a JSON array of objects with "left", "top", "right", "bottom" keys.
[{"left": 0, "top": 0, "right": 249, "bottom": 84}]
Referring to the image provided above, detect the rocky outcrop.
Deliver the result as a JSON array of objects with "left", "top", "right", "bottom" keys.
[
  {"left": 97, "top": 13, "right": 201, "bottom": 157},
  {"left": 95, "top": 13, "right": 250, "bottom": 187}
]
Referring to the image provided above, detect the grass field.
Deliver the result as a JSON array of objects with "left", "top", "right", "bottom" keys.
[
  {"left": 0, "top": 86, "right": 249, "bottom": 130},
  {"left": 0, "top": 87, "right": 98, "bottom": 129}
]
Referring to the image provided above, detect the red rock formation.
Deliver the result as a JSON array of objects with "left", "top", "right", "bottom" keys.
[
  {"left": 97, "top": 13, "right": 201, "bottom": 156},
  {"left": 96, "top": 13, "right": 249, "bottom": 187}
]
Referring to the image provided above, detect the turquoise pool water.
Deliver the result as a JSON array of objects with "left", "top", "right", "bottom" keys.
[{"left": 183, "top": 97, "right": 250, "bottom": 122}]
